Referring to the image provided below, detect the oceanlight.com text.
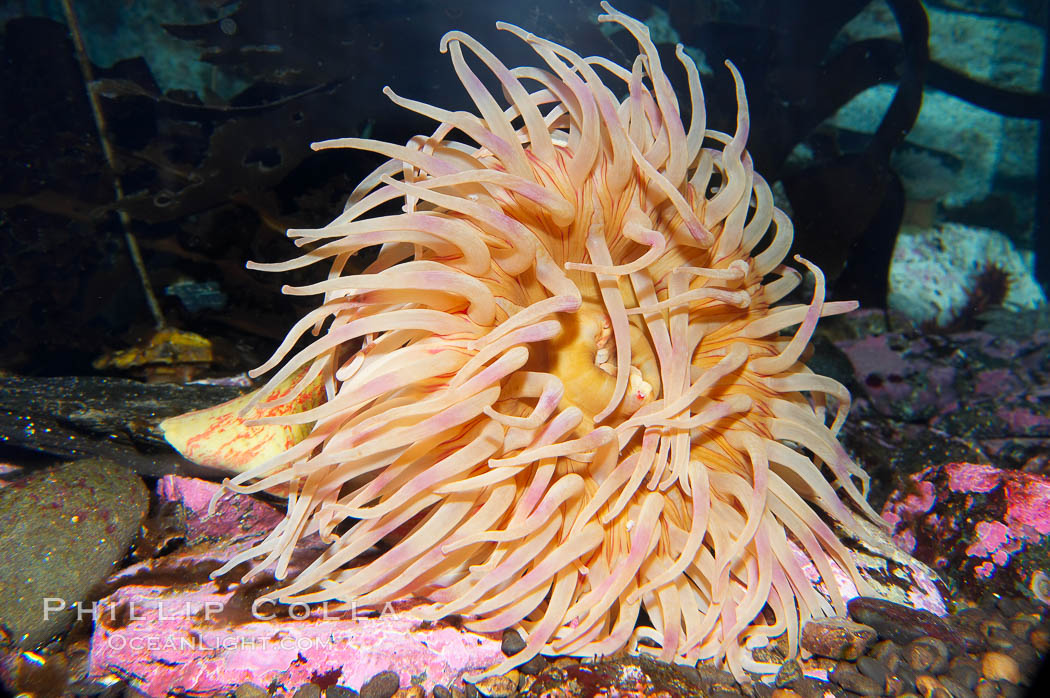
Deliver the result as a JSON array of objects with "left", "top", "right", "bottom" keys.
[{"left": 42, "top": 597, "right": 402, "bottom": 624}]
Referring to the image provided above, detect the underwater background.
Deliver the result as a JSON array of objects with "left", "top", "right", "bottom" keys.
[{"left": 0, "top": 0, "right": 1048, "bottom": 697}]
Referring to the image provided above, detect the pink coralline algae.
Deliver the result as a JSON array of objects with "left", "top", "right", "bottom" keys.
[
  {"left": 946, "top": 463, "right": 1001, "bottom": 494},
  {"left": 837, "top": 334, "right": 957, "bottom": 422},
  {"left": 882, "top": 462, "right": 1050, "bottom": 604},
  {"left": 88, "top": 476, "right": 505, "bottom": 697},
  {"left": 89, "top": 586, "right": 505, "bottom": 697},
  {"left": 157, "top": 474, "right": 284, "bottom": 542},
  {"left": 85, "top": 473, "right": 949, "bottom": 696},
  {"left": 965, "top": 521, "right": 1011, "bottom": 563}
]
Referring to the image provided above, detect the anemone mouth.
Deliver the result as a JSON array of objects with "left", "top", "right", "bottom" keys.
[{"left": 188, "top": 1, "right": 890, "bottom": 681}]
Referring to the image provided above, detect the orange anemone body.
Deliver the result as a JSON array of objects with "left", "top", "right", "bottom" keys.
[{"left": 162, "top": 2, "right": 887, "bottom": 681}]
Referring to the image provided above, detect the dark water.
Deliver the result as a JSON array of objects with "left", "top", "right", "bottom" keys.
[{"left": 0, "top": 0, "right": 1046, "bottom": 377}]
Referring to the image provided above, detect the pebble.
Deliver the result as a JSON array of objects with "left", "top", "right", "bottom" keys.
[
  {"left": 790, "top": 677, "right": 847, "bottom": 698},
  {"left": 518, "top": 654, "right": 549, "bottom": 676},
  {"left": 433, "top": 686, "right": 452, "bottom": 698},
  {"left": 801, "top": 617, "right": 877, "bottom": 660},
  {"left": 1011, "top": 642, "right": 1038, "bottom": 672},
  {"left": 1031, "top": 628, "right": 1049, "bottom": 653},
  {"left": 871, "top": 640, "right": 903, "bottom": 677},
  {"left": 500, "top": 629, "right": 525, "bottom": 656},
  {"left": 472, "top": 674, "right": 516, "bottom": 698},
  {"left": 981, "top": 652, "right": 1021, "bottom": 684},
  {"left": 360, "top": 671, "right": 401, "bottom": 698},
  {"left": 896, "top": 664, "right": 919, "bottom": 693},
  {"left": 327, "top": 688, "right": 358, "bottom": 698},
  {"left": 974, "top": 679, "right": 999, "bottom": 698},
  {"left": 234, "top": 685, "right": 269, "bottom": 698},
  {"left": 1008, "top": 617, "right": 1035, "bottom": 638},
  {"left": 915, "top": 675, "right": 949, "bottom": 698},
  {"left": 979, "top": 620, "right": 1016, "bottom": 651},
  {"left": 775, "top": 659, "right": 803, "bottom": 687},
  {"left": 771, "top": 690, "right": 803, "bottom": 698},
  {"left": 999, "top": 682, "right": 1024, "bottom": 698},
  {"left": 394, "top": 688, "right": 424, "bottom": 698},
  {"left": 292, "top": 686, "right": 321, "bottom": 698},
  {"left": 829, "top": 665, "right": 882, "bottom": 696},
  {"left": 904, "top": 637, "right": 951, "bottom": 674},
  {"left": 948, "top": 657, "right": 981, "bottom": 688},
  {"left": 855, "top": 655, "right": 889, "bottom": 687},
  {"left": 939, "top": 675, "right": 976, "bottom": 698}
]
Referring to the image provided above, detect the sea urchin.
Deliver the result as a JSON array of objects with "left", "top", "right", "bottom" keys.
[{"left": 164, "top": 2, "right": 887, "bottom": 680}]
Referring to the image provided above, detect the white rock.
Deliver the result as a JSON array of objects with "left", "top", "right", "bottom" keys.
[{"left": 888, "top": 222, "right": 1045, "bottom": 326}]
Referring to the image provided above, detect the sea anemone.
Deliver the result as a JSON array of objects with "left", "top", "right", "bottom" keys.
[{"left": 165, "top": 2, "right": 887, "bottom": 680}]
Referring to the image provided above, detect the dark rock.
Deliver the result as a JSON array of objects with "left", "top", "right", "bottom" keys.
[
  {"left": 0, "top": 458, "right": 147, "bottom": 647},
  {"left": 801, "top": 617, "right": 877, "bottom": 660},
  {"left": 742, "top": 683, "right": 774, "bottom": 698},
  {"left": 0, "top": 375, "right": 243, "bottom": 478},
  {"left": 848, "top": 597, "right": 963, "bottom": 652}
]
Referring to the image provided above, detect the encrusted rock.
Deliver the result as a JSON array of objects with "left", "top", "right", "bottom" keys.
[
  {"left": 884, "top": 463, "right": 1050, "bottom": 608},
  {"left": 524, "top": 655, "right": 706, "bottom": 698},
  {"left": 800, "top": 617, "right": 877, "bottom": 660},
  {"left": 88, "top": 477, "right": 504, "bottom": 698},
  {"left": 774, "top": 659, "right": 804, "bottom": 687},
  {"left": 0, "top": 459, "right": 147, "bottom": 648},
  {"left": 471, "top": 674, "right": 516, "bottom": 698}
]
